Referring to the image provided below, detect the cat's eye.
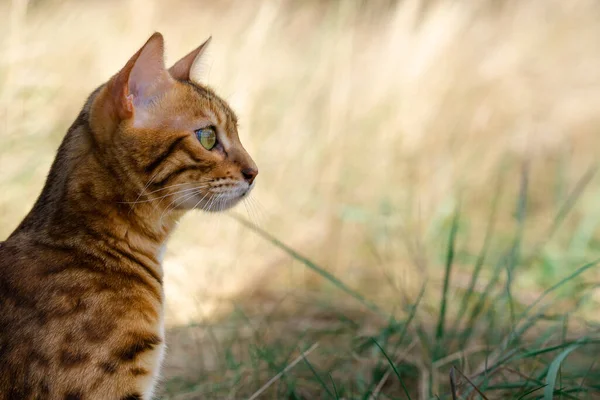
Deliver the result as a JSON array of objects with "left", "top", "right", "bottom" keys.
[{"left": 195, "top": 127, "right": 217, "bottom": 150}]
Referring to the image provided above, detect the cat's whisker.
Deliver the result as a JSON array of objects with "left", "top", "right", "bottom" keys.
[
  {"left": 250, "top": 198, "right": 264, "bottom": 227},
  {"left": 191, "top": 190, "right": 211, "bottom": 211},
  {"left": 206, "top": 193, "right": 218, "bottom": 212},
  {"left": 125, "top": 187, "right": 209, "bottom": 215},
  {"left": 159, "top": 195, "right": 184, "bottom": 221},
  {"left": 245, "top": 199, "right": 262, "bottom": 230},
  {"left": 210, "top": 192, "right": 224, "bottom": 213},
  {"left": 121, "top": 184, "right": 210, "bottom": 205},
  {"left": 128, "top": 169, "right": 162, "bottom": 215},
  {"left": 242, "top": 198, "right": 254, "bottom": 225},
  {"left": 171, "top": 190, "right": 203, "bottom": 212},
  {"left": 141, "top": 182, "right": 192, "bottom": 197},
  {"left": 142, "top": 179, "right": 210, "bottom": 197},
  {"left": 159, "top": 192, "right": 196, "bottom": 224},
  {"left": 218, "top": 193, "right": 228, "bottom": 228},
  {"left": 129, "top": 158, "right": 182, "bottom": 214},
  {"left": 212, "top": 193, "right": 227, "bottom": 231},
  {"left": 246, "top": 194, "right": 266, "bottom": 228},
  {"left": 248, "top": 194, "right": 266, "bottom": 214},
  {"left": 149, "top": 186, "right": 210, "bottom": 213},
  {"left": 244, "top": 195, "right": 258, "bottom": 222},
  {"left": 220, "top": 193, "right": 227, "bottom": 211},
  {"left": 159, "top": 189, "right": 202, "bottom": 224}
]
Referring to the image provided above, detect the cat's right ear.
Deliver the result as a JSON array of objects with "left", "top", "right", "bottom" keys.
[
  {"left": 108, "top": 32, "right": 174, "bottom": 120},
  {"left": 168, "top": 37, "right": 212, "bottom": 82}
]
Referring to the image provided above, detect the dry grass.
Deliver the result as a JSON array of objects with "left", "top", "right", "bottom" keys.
[{"left": 2, "top": 0, "right": 600, "bottom": 397}]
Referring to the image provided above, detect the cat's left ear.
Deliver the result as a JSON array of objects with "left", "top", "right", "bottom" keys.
[
  {"left": 109, "top": 32, "right": 174, "bottom": 119},
  {"left": 168, "top": 37, "right": 211, "bottom": 82}
]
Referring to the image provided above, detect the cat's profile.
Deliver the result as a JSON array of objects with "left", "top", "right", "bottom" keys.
[{"left": 0, "top": 32, "right": 257, "bottom": 399}]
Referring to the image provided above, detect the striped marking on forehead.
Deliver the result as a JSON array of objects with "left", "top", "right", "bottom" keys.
[{"left": 181, "top": 81, "right": 238, "bottom": 127}]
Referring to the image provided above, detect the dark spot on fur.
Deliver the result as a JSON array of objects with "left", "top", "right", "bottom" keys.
[
  {"left": 110, "top": 246, "right": 162, "bottom": 286},
  {"left": 0, "top": 276, "right": 38, "bottom": 310},
  {"left": 114, "top": 332, "right": 161, "bottom": 361},
  {"left": 7, "top": 379, "right": 32, "bottom": 399},
  {"left": 130, "top": 367, "right": 149, "bottom": 376},
  {"left": 100, "top": 361, "right": 118, "bottom": 374},
  {"left": 60, "top": 349, "right": 89, "bottom": 367},
  {"left": 31, "top": 350, "right": 50, "bottom": 366},
  {"left": 151, "top": 164, "right": 212, "bottom": 188},
  {"left": 65, "top": 392, "right": 83, "bottom": 400},
  {"left": 144, "top": 135, "right": 188, "bottom": 173},
  {"left": 40, "top": 379, "right": 50, "bottom": 394},
  {"left": 0, "top": 339, "right": 14, "bottom": 361},
  {"left": 121, "top": 393, "right": 142, "bottom": 400},
  {"left": 83, "top": 318, "right": 116, "bottom": 343}
]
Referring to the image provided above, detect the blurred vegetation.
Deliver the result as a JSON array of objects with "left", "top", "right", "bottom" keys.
[{"left": 1, "top": 0, "right": 600, "bottom": 398}]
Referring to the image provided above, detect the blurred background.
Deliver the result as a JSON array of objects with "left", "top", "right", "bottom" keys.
[{"left": 2, "top": 0, "right": 600, "bottom": 398}]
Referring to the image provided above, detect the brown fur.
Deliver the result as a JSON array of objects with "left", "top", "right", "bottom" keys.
[{"left": 0, "top": 33, "right": 257, "bottom": 399}]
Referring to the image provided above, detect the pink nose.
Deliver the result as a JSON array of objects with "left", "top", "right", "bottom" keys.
[{"left": 241, "top": 167, "right": 258, "bottom": 184}]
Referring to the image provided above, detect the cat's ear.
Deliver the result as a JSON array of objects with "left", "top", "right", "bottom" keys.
[
  {"left": 168, "top": 37, "right": 211, "bottom": 82},
  {"left": 109, "top": 32, "right": 174, "bottom": 119}
]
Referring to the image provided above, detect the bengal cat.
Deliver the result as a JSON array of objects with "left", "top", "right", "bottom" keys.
[{"left": 0, "top": 33, "right": 257, "bottom": 399}]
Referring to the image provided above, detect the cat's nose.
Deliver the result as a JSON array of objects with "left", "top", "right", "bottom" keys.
[{"left": 241, "top": 167, "right": 258, "bottom": 184}]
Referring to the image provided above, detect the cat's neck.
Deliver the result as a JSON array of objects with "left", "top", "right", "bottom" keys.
[{"left": 11, "top": 108, "right": 182, "bottom": 264}]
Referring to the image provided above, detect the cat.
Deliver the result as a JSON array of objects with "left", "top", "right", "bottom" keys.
[{"left": 0, "top": 32, "right": 257, "bottom": 399}]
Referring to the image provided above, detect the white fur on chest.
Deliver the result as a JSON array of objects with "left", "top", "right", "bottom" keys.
[
  {"left": 157, "top": 244, "right": 167, "bottom": 264},
  {"left": 145, "top": 321, "right": 166, "bottom": 400}
]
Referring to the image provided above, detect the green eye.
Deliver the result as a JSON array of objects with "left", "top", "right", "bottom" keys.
[{"left": 195, "top": 127, "right": 216, "bottom": 150}]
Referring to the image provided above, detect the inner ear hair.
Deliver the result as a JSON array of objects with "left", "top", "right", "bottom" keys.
[{"left": 169, "top": 37, "right": 212, "bottom": 82}]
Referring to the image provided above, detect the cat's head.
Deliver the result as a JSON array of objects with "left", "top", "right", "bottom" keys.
[{"left": 89, "top": 33, "right": 257, "bottom": 213}]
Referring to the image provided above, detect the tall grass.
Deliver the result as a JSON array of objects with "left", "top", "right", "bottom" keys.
[
  {"left": 161, "top": 208, "right": 600, "bottom": 398},
  {"left": 1, "top": 0, "right": 600, "bottom": 397}
]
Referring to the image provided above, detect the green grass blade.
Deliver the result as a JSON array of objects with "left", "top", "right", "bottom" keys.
[
  {"left": 495, "top": 259, "right": 600, "bottom": 353},
  {"left": 520, "top": 340, "right": 595, "bottom": 360},
  {"left": 329, "top": 374, "right": 339, "bottom": 399},
  {"left": 459, "top": 166, "right": 532, "bottom": 349},
  {"left": 232, "top": 214, "right": 384, "bottom": 315},
  {"left": 517, "top": 384, "right": 547, "bottom": 400},
  {"left": 363, "top": 284, "right": 425, "bottom": 397},
  {"left": 544, "top": 344, "right": 581, "bottom": 400},
  {"left": 458, "top": 253, "right": 507, "bottom": 349},
  {"left": 451, "top": 366, "right": 489, "bottom": 400},
  {"left": 371, "top": 338, "right": 412, "bottom": 399},
  {"left": 504, "top": 162, "right": 530, "bottom": 332},
  {"left": 517, "top": 258, "right": 600, "bottom": 323},
  {"left": 399, "top": 283, "right": 426, "bottom": 347},
  {"left": 434, "top": 207, "right": 460, "bottom": 360},
  {"left": 449, "top": 367, "right": 458, "bottom": 400},
  {"left": 578, "top": 359, "right": 596, "bottom": 391},
  {"left": 480, "top": 338, "right": 600, "bottom": 388},
  {"left": 452, "top": 169, "right": 503, "bottom": 336},
  {"left": 526, "top": 165, "right": 597, "bottom": 264},
  {"left": 547, "top": 389, "right": 589, "bottom": 400},
  {"left": 302, "top": 355, "right": 335, "bottom": 399}
]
